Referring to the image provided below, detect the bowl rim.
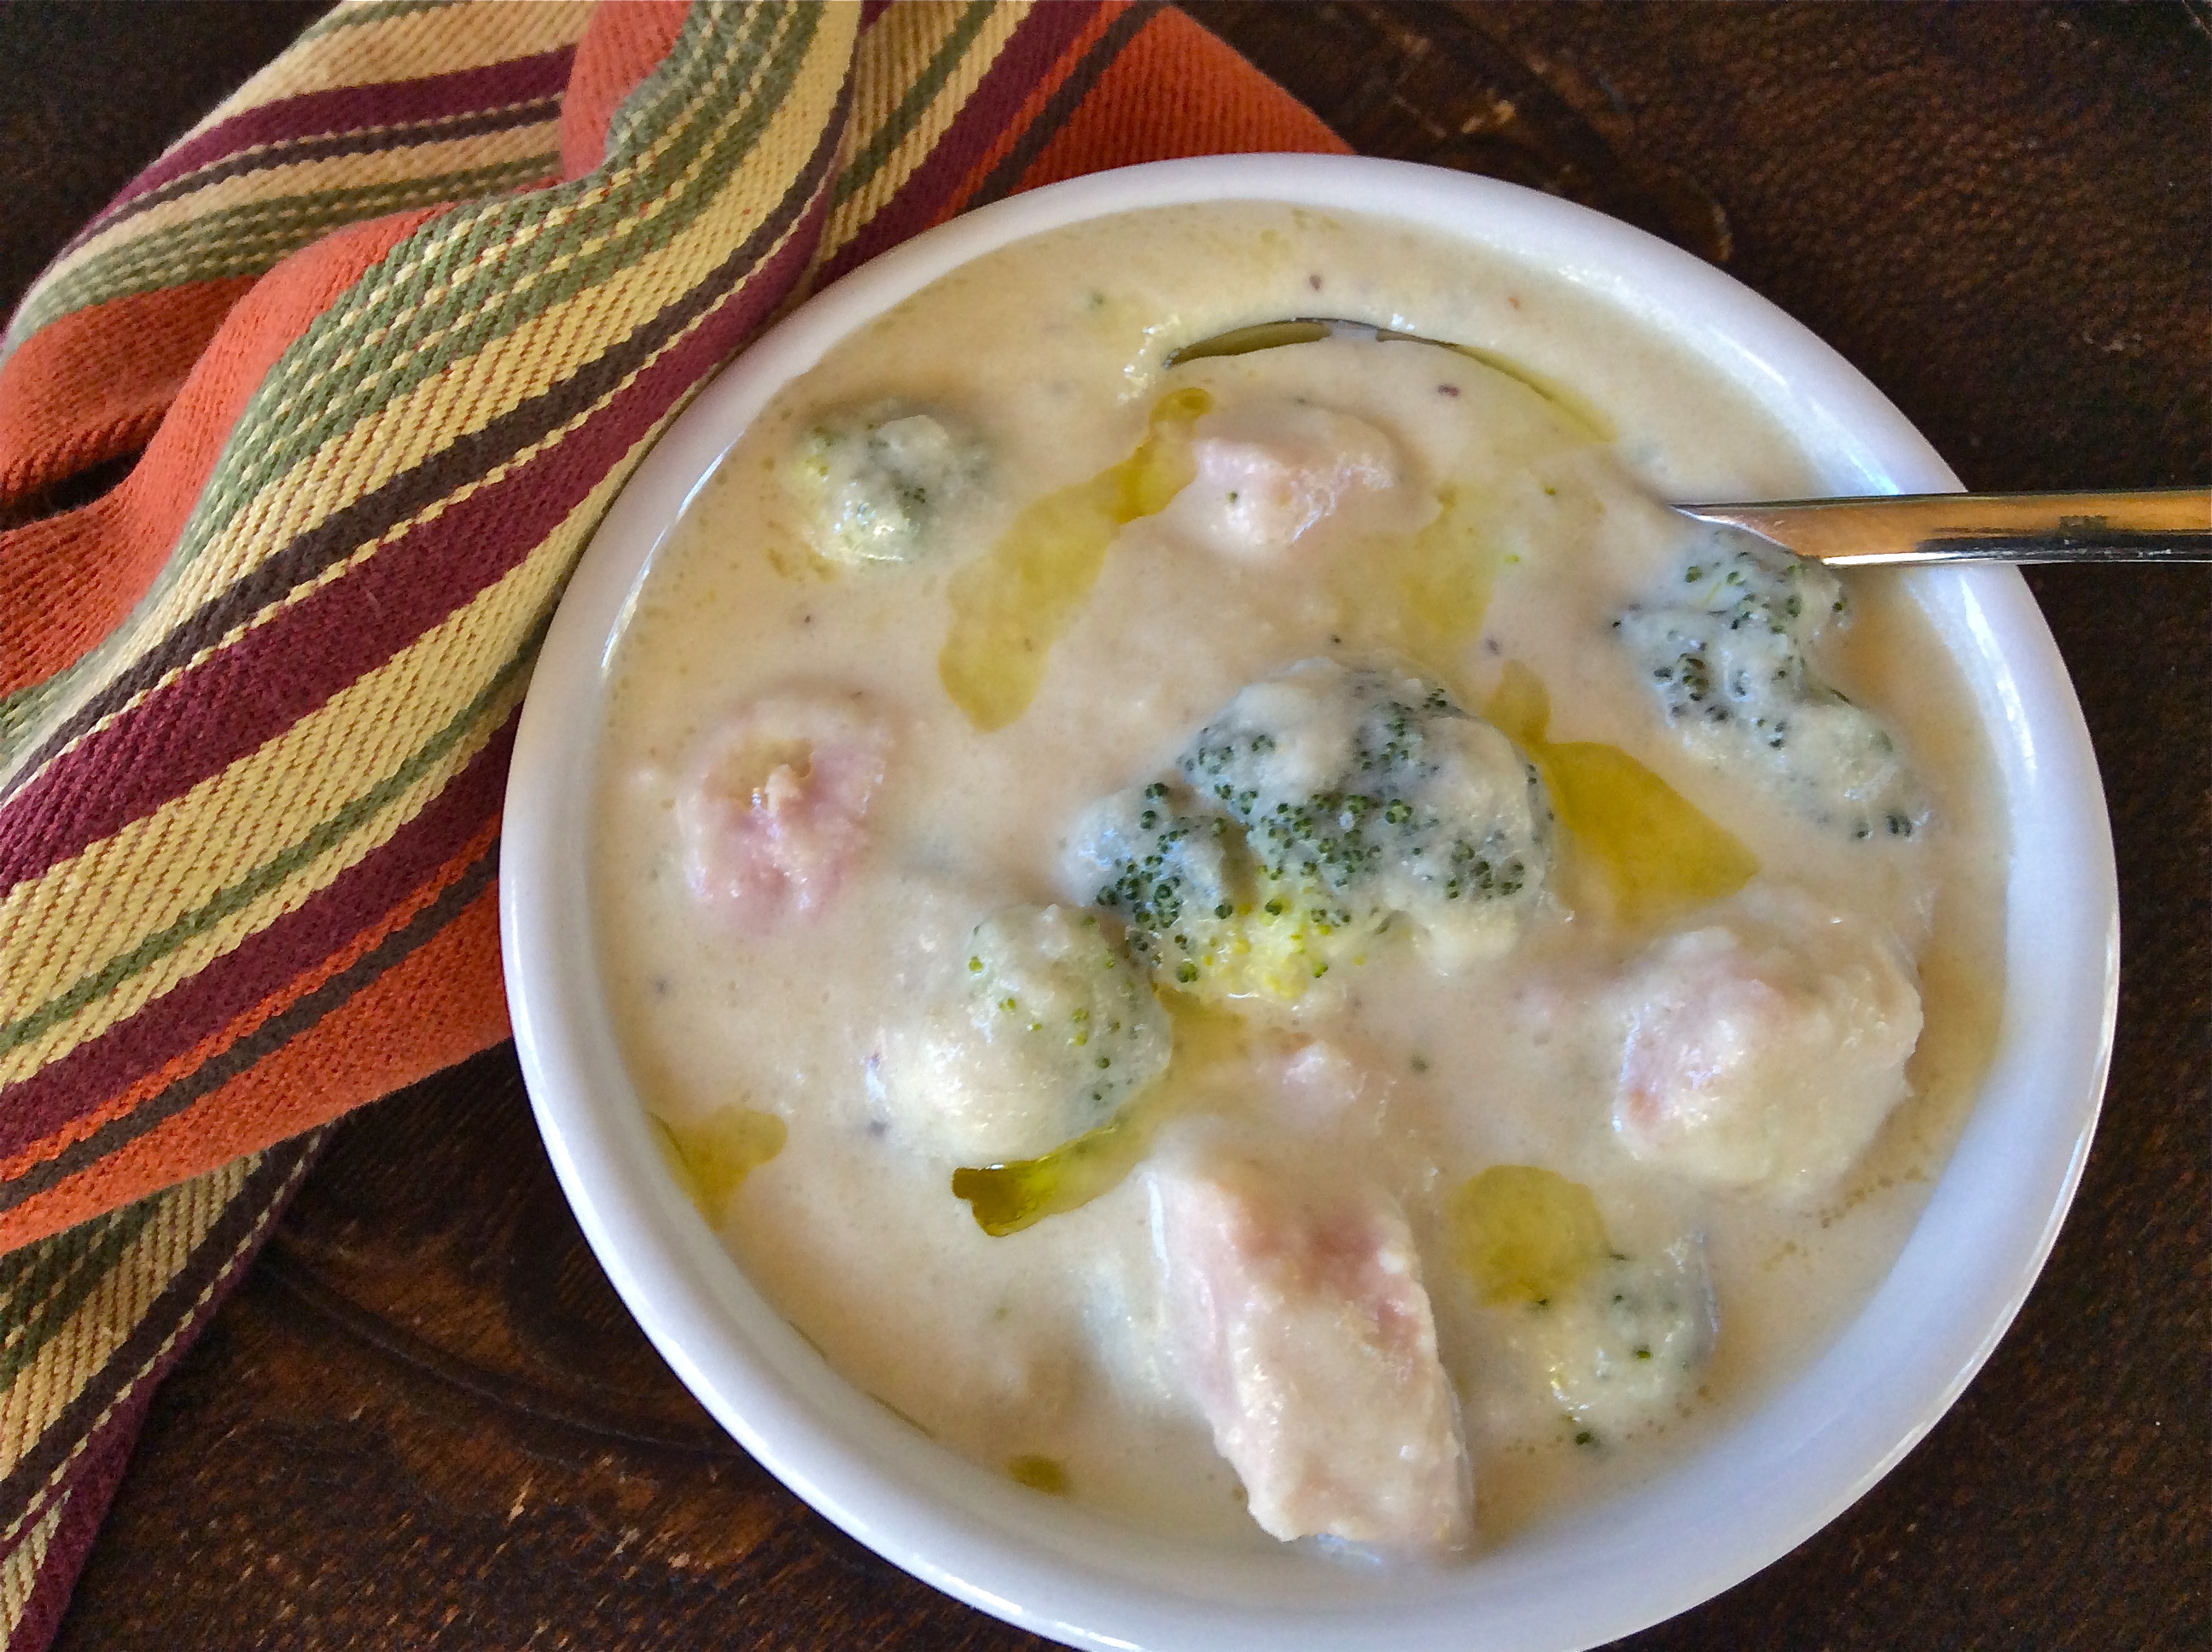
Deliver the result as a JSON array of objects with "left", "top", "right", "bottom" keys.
[{"left": 500, "top": 153, "right": 2117, "bottom": 1652}]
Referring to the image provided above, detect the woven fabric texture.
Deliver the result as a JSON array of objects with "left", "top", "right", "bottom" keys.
[{"left": 0, "top": 3, "right": 1342, "bottom": 1643}]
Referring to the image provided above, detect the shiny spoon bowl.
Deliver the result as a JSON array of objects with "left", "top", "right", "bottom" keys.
[{"left": 1168, "top": 317, "right": 2210, "bottom": 566}]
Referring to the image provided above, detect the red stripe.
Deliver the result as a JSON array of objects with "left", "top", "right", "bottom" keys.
[
  {"left": 95, "top": 49, "right": 578, "bottom": 222},
  {"left": 0, "top": 170, "right": 831, "bottom": 893},
  {"left": 0, "top": 717, "right": 513, "bottom": 1166},
  {"left": 816, "top": 0, "right": 1109, "bottom": 287}
]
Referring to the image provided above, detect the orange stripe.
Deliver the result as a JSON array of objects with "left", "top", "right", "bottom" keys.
[
  {"left": 560, "top": 0, "right": 696, "bottom": 181},
  {"left": 0, "top": 207, "right": 445, "bottom": 696},
  {"left": 0, "top": 277, "right": 258, "bottom": 503},
  {"left": 1013, "top": 8, "right": 1349, "bottom": 191},
  {"left": 0, "top": 884, "right": 505, "bottom": 1253},
  {"left": 0, "top": 817, "right": 500, "bottom": 1185}
]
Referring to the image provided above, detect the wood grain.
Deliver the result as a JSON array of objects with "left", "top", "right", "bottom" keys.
[{"left": 1, "top": 3, "right": 2200, "bottom": 1648}]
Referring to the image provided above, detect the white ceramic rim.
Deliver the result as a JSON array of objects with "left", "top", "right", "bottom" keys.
[{"left": 501, "top": 154, "right": 2117, "bottom": 1652}]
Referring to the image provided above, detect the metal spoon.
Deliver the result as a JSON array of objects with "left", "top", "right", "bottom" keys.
[
  {"left": 1672, "top": 490, "right": 2209, "bottom": 567},
  {"left": 1167, "top": 319, "right": 2212, "bottom": 567}
]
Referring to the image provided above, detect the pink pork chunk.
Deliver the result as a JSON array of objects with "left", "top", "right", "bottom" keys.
[
  {"left": 1150, "top": 1138, "right": 1472, "bottom": 1553},
  {"left": 1159, "top": 401, "right": 1401, "bottom": 560},
  {"left": 674, "top": 695, "right": 888, "bottom": 928},
  {"left": 1612, "top": 896, "right": 1923, "bottom": 1201}
]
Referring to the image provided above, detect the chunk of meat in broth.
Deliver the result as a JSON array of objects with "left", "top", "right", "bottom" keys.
[
  {"left": 1149, "top": 1131, "right": 1472, "bottom": 1553},
  {"left": 1611, "top": 893, "right": 1923, "bottom": 1201},
  {"left": 1160, "top": 401, "right": 1404, "bottom": 559},
  {"left": 675, "top": 695, "right": 888, "bottom": 926}
]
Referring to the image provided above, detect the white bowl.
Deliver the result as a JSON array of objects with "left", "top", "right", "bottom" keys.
[{"left": 499, "top": 154, "right": 2116, "bottom": 1652}]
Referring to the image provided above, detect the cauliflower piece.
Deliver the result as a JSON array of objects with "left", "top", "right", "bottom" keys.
[
  {"left": 1611, "top": 894, "right": 1924, "bottom": 1200},
  {"left": 872, "top": 905, "right": 1172, "bottom": 1163},
  {"left": 1507, "top": 1239, "right": 1717, "bottom": 1440},
  {"left": 1149, "top": 1134, "right": 1472, "bottom": 1553},
  {"left": 1157, "top": 400, "right": 1400, "bottom": 559},
  {"left": 787, "top": 401, "right": 985, "bottom": 566},
  {"left": 1616, "top": 538, "right": 1923, "bottom": 839},
  {"left": 675, "top": 695, "right": 888, "bottom": 927},
  {"left": 1077, "top": 659, "right": 1552, "bottom": 1003}
]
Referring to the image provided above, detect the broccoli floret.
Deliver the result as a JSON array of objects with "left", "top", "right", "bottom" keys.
[
  {"left": 1517, "top": 1237, "right": 1717, "bottom": 1437},
  {"left": 1075, "top": 660, "right": 1552, "bottom": 1004},
  {"left": 1616, "top": 539, "right": 1922, "bottom": 840},
  {"left": 787, "top": 401, "right": 985, "bottom": 567},
  {"left": 871, "top": 904, "right": 1171, "bottom": 1162}
]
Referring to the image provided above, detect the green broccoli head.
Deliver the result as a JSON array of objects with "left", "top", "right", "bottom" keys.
[
  {"left": 787, "top": 400, "right": 986, "bottom": 567},
  {"left": 1080, "top": 660, "right": 1553, "bottom": 1005},
  {"left": 871, "top": 904, "right": 1171, "bottom": 1163},
  {"left": 1616, "top": 539, "right": 1922, "bottom": 841}
]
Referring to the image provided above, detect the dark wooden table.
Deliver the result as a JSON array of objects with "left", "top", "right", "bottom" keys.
[{"left": 4, "top": 4, "right": 2204, "bottom": 1648}]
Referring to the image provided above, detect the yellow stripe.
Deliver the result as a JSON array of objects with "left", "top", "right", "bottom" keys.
[
  {"left": 53, "top": 121, "right": 565, "bottom": 280},
  {"left": 0, "top": 1160, "right": 242, "bottom": 1480},
  {"left": 0, "top": 1494, "right": 65, "bottom": 1636},
  {"left": 189, "top": 0, "right": 594, "bottom": 134},
  {"left": 819, "top": 0, "right": 1027, "bottom": 265},
  {"left": 837, "top": 0, "right": 997, "bottom": 166}
]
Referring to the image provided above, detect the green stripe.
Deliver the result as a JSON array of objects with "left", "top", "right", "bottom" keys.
[
  {"left": 0, "top": 619, "right": 544, "bottom": 1062},
  {"left": 0, "top": 1205, "right": 124, "bottom": 1318},
  {"left": 299, "top": 0, "right": 463, "bottom": 44},
  {"left": 832, "top": 0, "right": 997, "bottom": 208},
  {"left": 0, "top": 1200, "right": 160, "bottom": 1393},
  {"left": 9, "top": 156, "right": 560, "bottom": 345}
]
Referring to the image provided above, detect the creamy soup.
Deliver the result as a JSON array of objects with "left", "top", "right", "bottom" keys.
[{"left": 591, "top": 203, "right": 2005, "bottom": 1554}]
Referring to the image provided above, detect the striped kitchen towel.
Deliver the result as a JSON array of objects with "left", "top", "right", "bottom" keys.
[{"left": 0, "top": 2, "right": 1343, "bottom": 1641}]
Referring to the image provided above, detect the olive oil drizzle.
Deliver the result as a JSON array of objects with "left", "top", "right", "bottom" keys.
[
  {"left": 952, "top": 1108, "right": 1153, "bottom": 1237},
  {"left": 1452, "top": 1163, "right": 1613, "bottom": 1306},
  {"left": 1487, "top": 660, "right": 1758, "bottom": 926},
  {"left": 1330, "top": 484, "right": 1499, "bottom": 687},
  {"left": 654, "top": 1106, "right": 788, "bottom": 1220},
  {"left": 940, "top": 387, "right": 1214, "bottom": 730}
]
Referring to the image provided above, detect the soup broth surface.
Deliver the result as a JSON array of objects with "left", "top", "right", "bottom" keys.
[{"left": 591, "top": 203, "right": 2005, "bottom": 1550}]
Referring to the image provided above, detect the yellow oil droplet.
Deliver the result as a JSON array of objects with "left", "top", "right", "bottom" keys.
[
  {"left": 1452, "top": 1165, "right": 1612, "bottom": 1306},
  {"left": 940, "top": 387, "right": 1213, "bottom": 730},
  {"left": 1542, "top": 742, "right": 1761, "bottom": 925},
  {"left": 952, "top": 1108, "right": 1151, "bottom": 1236},
  {"left": 1485, "top": 661, "right": 1757, "bottom": 926},
  {"left": 1332, "top": 485, "right": 1497, "bottom": 686},
  {"left": 1485, "top": 658, "right": 1552, "bottom": 748},
  {"left": 1007, "top": 1454, "right": 1071, "bottom": 1496},
  {"left": 655, "top": 1106, "right": 787, "bottom": 1219}
]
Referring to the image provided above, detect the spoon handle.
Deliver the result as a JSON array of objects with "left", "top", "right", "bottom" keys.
[{"left": 1675, "top": 487, "right": 2212, "bottom": 566}]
